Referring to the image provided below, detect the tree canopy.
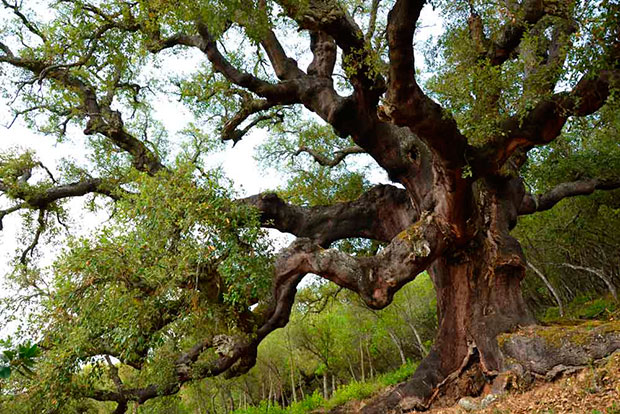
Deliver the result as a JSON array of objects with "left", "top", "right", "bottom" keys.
[{"left": 0, "top": 0, "right": 619, "bottom": 412}]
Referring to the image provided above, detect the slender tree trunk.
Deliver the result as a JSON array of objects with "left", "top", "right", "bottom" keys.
[
  {"left": 287, "top": 330, "right": 297, "bottom": 403},
  {"left": 348, "top": 358, "right": 358, "bottom": 381},
  {"left": 290, "top": 361, "right": 297, "bottom": 404},
  {"left": 359, "top": 340, "right": 365, "bottom": 382},
  {"left": 527, "top": 262, "right": 564, "bottom": 316},
  {"left": 323, "top": 371, "right": 328, "bottom": 399},
  {"left": 298, "top": 371, "right": 305, "bottom": 400},
  {"left": 365, "top": 342, "right": 374, "bottom": 379},
  {"left": 406, "top": 321, "right": 427, "bottom": 356},
  {"left": 387, "top": 330, "right": 407, "bottom": 365},
  {"left": 228, "top": 388, "right": 235, "bottom": 412},
  {"left": 562, "top": 263, "right": 618, "bottom": 301},
  {"left": 219, "top": 388, "right": 227, "bottom": 414}
]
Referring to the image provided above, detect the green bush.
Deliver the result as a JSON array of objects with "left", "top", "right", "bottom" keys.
[
  {"left": 379, "top": 360, "right": 418, "bottom": 386},
  {"left": 541, "top": 306, "right": 561, "bottom": 322},
  {"left": 577, "top": 298, "right": 616, "bottom": 319},
  {"left": 325, "top": 381, "right": 379, "bottom": 409},
  {"left": 286, "top": 391, "right": 324, "bottom": 414},
  {"left": 233, "top": 400, "right": 284, "bottom": 414},
  {"left": 233, "top": 391, "right": 324, "bottom": 414}
]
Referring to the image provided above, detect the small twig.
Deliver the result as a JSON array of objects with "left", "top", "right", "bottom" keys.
[
  {"left": 19, "top": 209, "right": 45, "bottom": 265},
  {"left": 0, "top": 203, "right": 25, "bottom": 231}
]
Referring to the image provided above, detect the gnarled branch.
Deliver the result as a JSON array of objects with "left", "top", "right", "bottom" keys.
[
  {"left": 276, "top": 0, "right": 386, "bottom": 99},
  {"left": 19, "top": 208, "right": 45, "bottom": 264},
  {"left": 275, "top": 212, "right": 452, "bottom": 309},
  {"left": 1, "top": 0, "right": 47, "bottom": 42},
  {"left": 306, "top": 31, "right": 337, "bottom": 79},
  {"left": 0, "top": 177, "right": 123, "bottom": 234},
  {"left": 241, "top": 184, "right": 417, "bottom": 246},
  {"left": 0, "top": 46, "right": 164, "bottom": 174},
  {"left": 294, "top": 144, "right": 365, "bottom": 167},
  {"left": 519, "top": 178, "right": 620, "bottom": 215},
  {"left": 258, "top": 0, "right": 305, "bottom": 81},
  {"left": 195, "top": 22, "right": 300, "bottom": 105},
  {"left": 467, "top": 0, "right": 548, "bottom": 66},
  {"left": 384, "top": 0, "right": 468, "bottom": 167},
  {"left": 220, "top": 97, "right": 279, "bottom": 144}
]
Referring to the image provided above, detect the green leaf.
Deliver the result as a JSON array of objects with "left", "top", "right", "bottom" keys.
[{"left": 0, "top": 365, "right": 11, "bottom": 379}]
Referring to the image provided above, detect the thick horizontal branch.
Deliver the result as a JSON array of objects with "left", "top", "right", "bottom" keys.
[
  {"left": 275, "top": 212, "right": 453, "bottom": 309},
  {"left": 241, "top": 184, "right": 417, "bottom": 246},
  {"left": 13, "top": 178, "right": 119, "bottom": 209},
  {"left": 293, "top": 145, "right": 365, "bottom": 167},
  {"left": 0, "top": 177, "right": 122, "bottom": 232},
  {"left": 519, "top": 178, "right": 620, "bottom": 215}
]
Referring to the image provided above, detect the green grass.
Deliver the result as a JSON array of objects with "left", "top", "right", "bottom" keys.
[
  {"left": 591, "top": 403, "right": 620, "bottom": 414},
  {"left": 540, "top": 295, "right": 618, "bottom": 324},
  {"left": 233, "top": 360, "right": 419, "bottom": 414}
]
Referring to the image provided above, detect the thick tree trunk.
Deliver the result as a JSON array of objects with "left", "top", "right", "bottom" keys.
[
  {"left": 361, "top": 241, "right": 533, "bottom": 412},
  {"left": 362, "top": 177, "right": 536, "bottom": 412}
]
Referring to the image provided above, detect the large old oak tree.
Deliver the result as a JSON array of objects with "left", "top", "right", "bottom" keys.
[{"left": 1, "top": 0, "right": 619, "bottom": 412}]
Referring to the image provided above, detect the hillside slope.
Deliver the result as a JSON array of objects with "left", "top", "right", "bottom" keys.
[{"left": 418, "top": 350, "right": 620, "bottom": 414}]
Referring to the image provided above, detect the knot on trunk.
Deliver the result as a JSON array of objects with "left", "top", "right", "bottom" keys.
[{"left": 213, "top": 334, "right": 237, "bottom": 358}]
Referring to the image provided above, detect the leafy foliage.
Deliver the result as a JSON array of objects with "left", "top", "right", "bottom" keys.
[{"left": 0, "top": 340, "right": 40, "bottom": 379}]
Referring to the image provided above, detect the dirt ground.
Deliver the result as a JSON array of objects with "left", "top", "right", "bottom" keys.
[{"left": 418, "top": 351, "right": 620, "bottom": 414}]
